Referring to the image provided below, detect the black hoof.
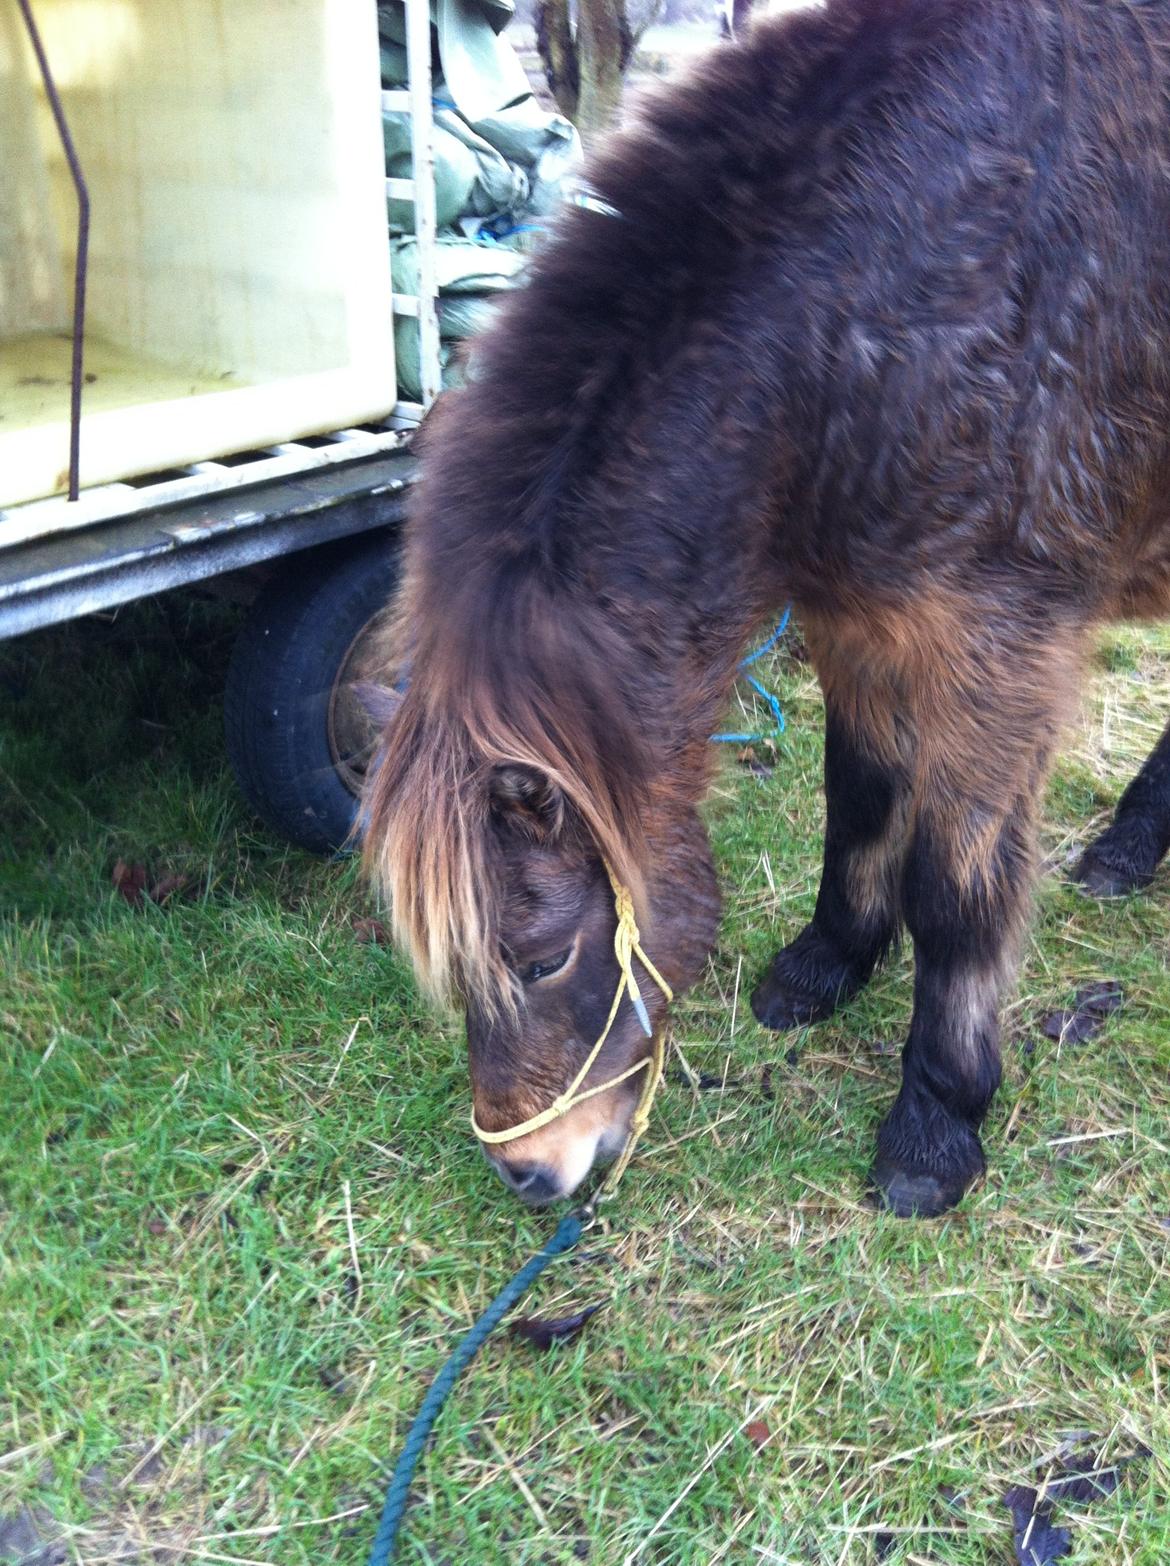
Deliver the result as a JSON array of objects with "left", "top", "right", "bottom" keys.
[
  {"left": 750, "top": 927, "right": 863, "bottom": 1032},
  {"left": 751, "top": 971, "right": 842, "bottom": 1030},
  {"left": 872, "top": 1089, "right": 986, "bottom": 1218},
  {"left": 869, "top": 1156, "right": 976, "bottom": 1218},
  {"left": 1072, "top": 845, "right": 1154, "bottom": 900}
]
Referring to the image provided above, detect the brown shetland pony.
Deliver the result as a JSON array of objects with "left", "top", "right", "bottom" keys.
[{"left": 363, "top": 0, "right": 1170, "bottom": 1216}]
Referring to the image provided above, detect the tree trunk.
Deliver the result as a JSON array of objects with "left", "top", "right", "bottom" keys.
[
  {"left": 576, "top": 0, "right": 628, "bottom": 143},
  {"left": 536, "top": 0, "right": 650, "bottom": 145},
  {"left": 535, "top": 0, "right": 579, "bottom": 122}
]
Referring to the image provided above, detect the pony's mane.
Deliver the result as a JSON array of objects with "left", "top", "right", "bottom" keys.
[
  {"left": 361, "top": 0, "right": 989, "bottom": 1007},
  {"left": 361, "top": 562, "right": 653, "bottom": 1012}
]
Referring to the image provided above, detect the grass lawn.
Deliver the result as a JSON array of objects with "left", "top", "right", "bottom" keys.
[{"left": 1, "top": 594, "right": 1168, "bottom": 1565}]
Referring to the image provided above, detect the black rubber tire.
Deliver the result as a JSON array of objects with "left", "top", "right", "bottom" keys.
[{"left": 224, "top": 533, "right": 401, "bottom": 855}]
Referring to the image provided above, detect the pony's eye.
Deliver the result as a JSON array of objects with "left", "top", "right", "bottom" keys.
[{"left": 520, "top": 948, "right": 572, "bottom": 984}]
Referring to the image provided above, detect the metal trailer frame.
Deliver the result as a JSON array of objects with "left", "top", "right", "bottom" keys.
[
  {"left": 0, "top": 438, "right": 418, "bottom": 640},
  {"left": 0, "top": 0, "right": 442, "bottom": 641}
]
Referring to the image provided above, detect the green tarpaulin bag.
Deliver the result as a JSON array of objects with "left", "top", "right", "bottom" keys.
[
  {"left": 378, "top": 0, "right": 580, "bottom": 399},
  {"left": 379, "top": 0, "right": 580, "bottom": 237},
  {"left": 383, "top": 111, "right": 530, "bottom": 231},
  {"left": 391, "top": 237, "right": 527, "bottom": 400}
]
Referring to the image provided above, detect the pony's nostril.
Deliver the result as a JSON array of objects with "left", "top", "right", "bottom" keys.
[{"left": 497, "top": 1160, "right": 560, "bottom": 1204}]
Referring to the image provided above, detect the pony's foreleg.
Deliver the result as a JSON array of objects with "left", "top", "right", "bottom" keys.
[
  {"left": 1074, "top": 718, "right": 1170, "bottom": 896},
  {"left": 752, "top": 652, "right": 910, "bottom": 1030},
  {"left": 872, "top": 624, "right": 1082, "bottom": 1217}
]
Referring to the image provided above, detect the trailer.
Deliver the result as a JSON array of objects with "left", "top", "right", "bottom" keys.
[{"left": 0, "top": 0, "right": 466, "bottom": 854}]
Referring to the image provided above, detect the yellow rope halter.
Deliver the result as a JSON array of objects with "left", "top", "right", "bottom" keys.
[{"left": 470, "top": 866, "right": 673, "bottom": 1190}]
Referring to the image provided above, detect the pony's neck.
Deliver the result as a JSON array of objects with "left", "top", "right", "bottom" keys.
[
  {"left": 642, "top": 805, "right": 722, "bottom": 993},
  {"left": 584, "top": 393, "right": 789, "bottom": 802}
]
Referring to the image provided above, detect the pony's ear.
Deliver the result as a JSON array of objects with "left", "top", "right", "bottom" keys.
[
  {"left": 489, "top": 764, "right": 565, "bottom": 839},
  {"left": 351, "top": 681, "right": 404, "bottom": 727}
]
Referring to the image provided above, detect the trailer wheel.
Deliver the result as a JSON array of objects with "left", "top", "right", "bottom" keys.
[{"left": 224, "top": 534, "right": 403, "bottom": 855}]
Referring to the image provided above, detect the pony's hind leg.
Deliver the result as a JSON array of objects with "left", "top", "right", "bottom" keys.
[
  {"left": 1074, "top": 719, "right": 1170, "bottom": 895},
  {"left": 752, "top": 639, "right": 910, "bottom": 1030},
  {"left": 871, "top": 615, "right": 1083, "bottom": 1217}
]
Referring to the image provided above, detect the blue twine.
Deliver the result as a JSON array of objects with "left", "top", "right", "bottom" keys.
[
  {"left": 712, "top": 606, "right": 790, "bottom": 745},
  {"left": 480, "top": 221, "right": 548, "bottom": 242},
  {"left": 366, "top": 1210, "right": 586, "bottom": 1564},
  {"left": 740, "top": 606, "right": 791, "bottom": 668}
]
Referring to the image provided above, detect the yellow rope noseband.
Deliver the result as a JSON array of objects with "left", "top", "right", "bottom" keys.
[{"left": 470, "top": 866, "right": 673, "bottom": 1186}]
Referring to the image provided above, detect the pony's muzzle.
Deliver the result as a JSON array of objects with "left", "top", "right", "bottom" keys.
[
  {"left": 479, "top": 1086, "right": 636, "bottom": 1204},
  {"left": 489, "top": 1158, "right": 563, "bottom": 1206}
]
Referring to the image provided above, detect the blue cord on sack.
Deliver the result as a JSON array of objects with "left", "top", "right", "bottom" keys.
[
  {"left": 711, "top": 606, "right": 790, "bottom": 744},
  {"left": 366, "top": 1210, "right": 586, "bottom": 1565},
  {"left": 479, "top": 221, "right": 548, "bottom": 242}
]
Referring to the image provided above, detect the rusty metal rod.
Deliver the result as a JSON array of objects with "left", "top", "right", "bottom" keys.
[{"left": 16, "top": 0, "right": 90, "bottom": 502}]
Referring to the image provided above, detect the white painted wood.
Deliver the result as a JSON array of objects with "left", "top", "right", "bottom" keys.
[
  {"left": 1, "top": 0, "right": 397, "bottom": 519},
  {"left": 0, "top": 7, "right": 68, "bottom": 334},
  {"left": 0, "top": 427, "right": 408, "bottom": 548},
  {"left": 386, "top": 177, "right": 416, "bottom": 201}
]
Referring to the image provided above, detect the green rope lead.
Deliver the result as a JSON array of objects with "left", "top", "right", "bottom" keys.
[{"left": 367, "top": 1209, "right": 587, "bottom": 1565}]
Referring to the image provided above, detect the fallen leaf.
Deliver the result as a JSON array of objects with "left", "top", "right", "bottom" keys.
[
  {"left": 1044, "top": 1445, "right": 1150, "bottom": 1503},
  {"left": 1004, "top": 1486, "right": 1071, "bottom": 1566},
  {"left": 1002, "top": 1446, "right": 1149, "bottom": 1565},
  {"left": 743, "top": 1420, "right": 771, "bottom": 1450},
  {"left": 148, "top": 872, "right": 190, "bottom": 903},
  {"left": 1041, "top": 981, "right": 1124, "bottom": 1045},
  {"left": 112, "top": 860, "right": 147, "bottom": 907},
  {"left": 353, "top": 917, "right": 389, "bottom": 945},
  {"left": 510, "top": 1303, "right": 603, "bottom": 1350},
  {"left": 736, "top": 745, "right": 774, "bottom": 778}
]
